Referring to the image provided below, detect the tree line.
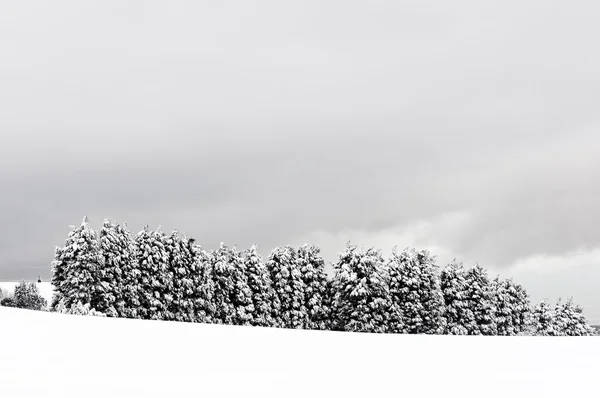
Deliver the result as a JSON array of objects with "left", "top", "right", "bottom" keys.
[{"left": 48, "top": 217, "right": 596, "bottom": 336}]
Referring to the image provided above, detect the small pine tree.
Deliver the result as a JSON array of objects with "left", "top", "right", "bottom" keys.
[
  {"left": 440, "top": 261, "right": 471, "bottom": 335},
  {"left": 266, "top": 246, "right": 307, "bottom": 329},
  {"left": 554, "top": 298, "right": 596, "bottom": 336},
  {"left": 208, "top": 243, "right": 254, "bottom": 326},
  {"left": 464, "top": 264, "right": 497, "bottom": 335},
  {"left": 492, "top": 277, "right": 532, "bottom": 336},
  {"left": 297, "top": 244, "right": 330, "bottom": 330},
  {"left": 531, "top": 300, "right": 560, "bottom": 336},
  {"left": 386, "top": 247, "right": 445, "bottom": 334},
  {"left": 1, "top": 296, "right": 16, "bottom": 307},
  {"left": 54, "top": 298, "right": 107, "bottom": 317},
  {"left": 243, "top": 245, "right": 279, "bottom": 327},
  {"left": 13, "top": 280, "right": 47, "bottom": 311},
  {"left": 330, "top": 244, "right": 391, "bottom": 333},
  {"left": 51, "top": 217, "right": 104, "bottom": 310}
]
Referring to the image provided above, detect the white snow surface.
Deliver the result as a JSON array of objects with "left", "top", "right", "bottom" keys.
[
  {"left": 1, "top": 306, "right": 599, "bottom": 398},
  {"left": 0, "top": 281, "right": 54, "bottom": 306}
]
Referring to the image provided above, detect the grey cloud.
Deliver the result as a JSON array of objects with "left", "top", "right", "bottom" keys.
[{"left": 1, "top": 0, "right": 600, "bottom": 324}]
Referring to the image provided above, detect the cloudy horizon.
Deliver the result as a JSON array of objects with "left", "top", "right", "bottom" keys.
[{"left": 1, "top": 0, "right": 599, "bottom": 322}]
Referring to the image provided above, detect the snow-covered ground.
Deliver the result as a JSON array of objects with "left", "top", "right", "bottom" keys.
[
  {"left": 0, "top": 281, "right": 54, "bottom": 306},
  {"left": 0, "top": 306, "right": 599, "bottom": 398}
]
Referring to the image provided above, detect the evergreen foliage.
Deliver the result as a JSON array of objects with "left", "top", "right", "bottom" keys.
[
  {"left": 50, "top": 217, "right": 103, "bottom": 310},
  {"left": 54, "top": 298, "right": 107, "bottom": 317},
  {"left": 387, "top": 247, "right": 445, "bottom": 334},
  {"left": 208, "top": 243, "right": 253, "bottom": 326},
  {"left": 133, "top": 226, "right": 170, "bottom": 320},
  {"left": 492, "top": 277, "right": 531, "bottom": 336},
  {"left": 242, "top": 245, "right": 278, "bottom": 327},
  {"left": 46, "top": 216, "right": 597, "bottom": 336},
  {"left": 13, "top": 281, "right": 47, "bottom": 311},
  {"left": 297, "top": 244, "right": 330, "bottom": 330},
  {"left": 1, "top": 297, "right": 16, "bottom": 307},
  {"left": 554, "top": 298, "right": 596, "bottom": 336},
  {"left": 323, "top": 278, "right": 337, "bottom": 331},
  {"left": 188, "top": 242, "right": 215, "bottom": 323},
  {"left": 440, "top": 261, "right": 470, "bottom": 335},
  {"left": 464, "top": 265, "right": 497, "bottom": 335},
  {"left": 330, "top": 244, "right": 391, "bottom": 333},
  {"left": 531, "top": 300, "right": 560, "bottom": 336},
  {"left": 162, "top": 230, "right": 197, "bottom": 322},
  {"left": 97, "top": 219, "right": 137, "bottom": 317},
  {"left": 266, "top": 246, "right": 307, "bottom": 329}
]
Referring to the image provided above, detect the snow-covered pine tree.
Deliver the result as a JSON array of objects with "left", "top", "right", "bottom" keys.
[
  {"left": 13, "top": 280, "right": 47, "bottom": 311},
  {"left": 51, "top": 217, "right": 104, "bottom": 311},
  {"left": 242, "top": 245, "right": 279, "bottom": 327},
  {"left": 464, "top": 264, "right": 497, "bottom": 335},
  {"left": 330, "top": 244, "right": 391, "bottom": 333},
  {"left": 208, "top": 243, "right": 254, "bottom": 326},
  {"left": 386, "top": 247, "right": 445, "bottom": 334},
  {"left": 97, "top": 219, "right": 138, "bottom": 317},
  {"left": 117, "top": 222, "right": 141, "bottom": 318},
  {"left": 188, "top": 241, "right": 215, "bottom": 323},
  {"left": 134, "top": 226, "right": 170, "bottom": 320},
  {"left": 266, "top": 246, "right": 307, "bottom": 329},
  {"left": 554, "top": 298, "right": 596, "bottom": 336},
  {"left": 54, "top": 298, "right": 107, "bottom": 317},
  {"left": 531, "top": 300, "right": 560, "bottom": 336},
  {"left": 161, "top": 230, "right": 197, "bottom": 322},
  {"left": 297, "top": 244, "right": 330, "bottom": 330},
  {"left": 492, "top": 277, "right": 532, "bottom": 336},
  {"left": 440, "top": 260, "right": 471, "bottom": 335}
]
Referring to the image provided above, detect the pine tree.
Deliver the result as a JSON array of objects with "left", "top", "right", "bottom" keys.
[
  {"left": 554, "top": 298, "right": 596, "bottom": 336},
  {"left": 266, "top": 246, "right": 307, "bottom": 329},
  {"left": 440, "top": 260, "right": 470, "bottom": 335},
  {"left": 134, "top": 226, "right": 170, "bottom": 320},
  {"left": 330, "top": 244, "right": 391, "bottom": 333},
  {"left": 208, "top": 243, "right": 254, "bottom": 326},
  {"left": 13, "top": 281, "right": 47, "bottom": 311},
  {"left": 161, "top": 230, "right": 198, "bottom": 322},
  {"left": 97, "top": 219, "right": 138, "bottom": 317},
  {"left": 117, "top": 222, "right": 141, "bottom": 318},
  {"left": 242, "top": 245, "right": 279, "bottom": 327},
  {"left": 387, "top": 247, "right": 445, "bottom": 334},
  {"left": 188, "top": 241, "right": 215, "bottom": 324},
  {"left": 297, "top": 244, "right": 330, "bottom": 330},
  {"left": 531, "top": 300, "right": 560, "bottom": 336},
  {"left": 464, "top": 264, "right": 497, "bottom": 335},
  {"left": 492, "top": 277, "right": 532, "bottom": 336},
  {"left": 51, "top": 217, "right": 104, "bottom": 311}
]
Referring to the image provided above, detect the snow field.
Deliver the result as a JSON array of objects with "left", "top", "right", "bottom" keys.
[{"left": 1, "top": 305, "right": 599, "bottom": 398}]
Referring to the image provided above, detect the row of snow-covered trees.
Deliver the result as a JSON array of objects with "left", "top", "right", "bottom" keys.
[{"left": 50, "top": 217, "right": 596, "bottom": 336}]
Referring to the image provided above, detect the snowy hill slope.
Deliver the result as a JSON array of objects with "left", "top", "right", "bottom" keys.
[{"left": 1, "top": 307, "right": 599, "bottom": 398}]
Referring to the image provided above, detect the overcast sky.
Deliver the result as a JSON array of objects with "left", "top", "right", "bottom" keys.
[{"left": 1, "top": 0, "right": 599, "bottom": 322}]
